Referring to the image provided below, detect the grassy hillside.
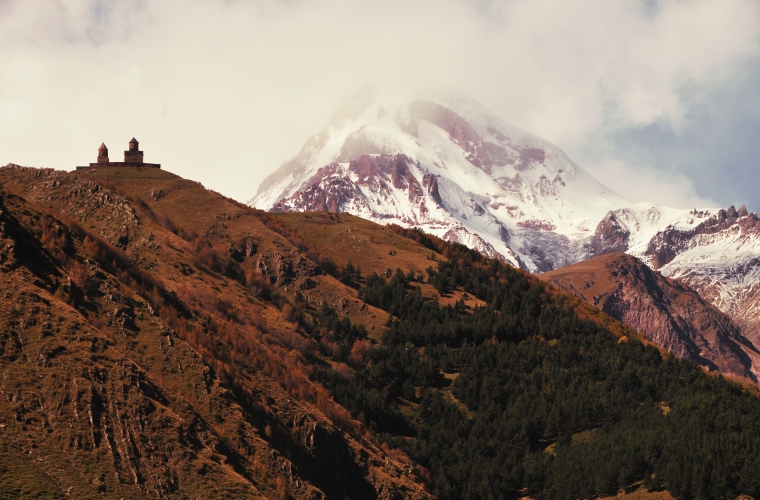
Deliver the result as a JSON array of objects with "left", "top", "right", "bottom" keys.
[{"left": 0, "top": 165, "right": 430, "bottom": 499}]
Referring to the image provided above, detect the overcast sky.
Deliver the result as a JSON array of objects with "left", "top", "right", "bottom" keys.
[{"left": 1, "top": 0, "right": 759, "bottom": 210}]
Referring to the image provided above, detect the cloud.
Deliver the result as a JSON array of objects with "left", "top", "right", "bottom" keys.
[
  {"left": 0, "top": 0, "right": 758, "bottom": 204},
  {"left": 581, "top": 156, "right": 719, "bottom": 209},
  {"left": 470, "top": 0, "right": 760, "bottom": 144}
]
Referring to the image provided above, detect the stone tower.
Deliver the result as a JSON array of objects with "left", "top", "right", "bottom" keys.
[
  {"left": 97, "top": 143, "right": 109, "bottom": 164},
  {"left": 124, "top": 137, "right": 144, "bottom": 163}
]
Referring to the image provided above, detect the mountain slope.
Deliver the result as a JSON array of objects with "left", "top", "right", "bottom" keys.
[
  {"left": 7, "top": 163, "right": 760, "bottom": 497},
  {"left": 306, "top": 236, "right": 760, "bottom": 499},
  {"left": 0, "top": 165, "right": 431, "bottom": 499},
  {"left": 543, "top": 253, "right": 760, "bottom": 381},
  {"left": 0, "top": 187, "right": 266, "bottom": 498}
]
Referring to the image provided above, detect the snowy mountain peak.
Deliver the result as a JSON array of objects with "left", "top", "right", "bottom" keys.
[{"left": 251, "top": 85, "right": 628, "bottom": 271}]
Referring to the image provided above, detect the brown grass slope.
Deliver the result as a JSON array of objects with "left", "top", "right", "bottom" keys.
[
  {"left": 267, "top": 213, "right": 487, "bottom": 311},
  {"left": 543, "top": 252, "right": 760, "bottom": 383},
  {"left": 0, "top": 164, "right": 430, "bottom": 500},
  {"left": 79, "top": 166, "right": 392, "bottom": 335}
]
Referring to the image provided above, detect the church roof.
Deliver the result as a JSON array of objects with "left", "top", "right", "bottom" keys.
[
  {"left": 129, "top": 137, "right": 138, "bottom": 144},
  {"left": 99, "top": 142, "right": 108, "bottom": 150}
]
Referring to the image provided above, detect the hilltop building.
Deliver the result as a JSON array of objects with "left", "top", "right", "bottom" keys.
[
  {"left": 77, "top": 138, "right": 160, "bottom": 169},
  {"left": 97, "top": 142, "right": 109, "bottom": 164}
]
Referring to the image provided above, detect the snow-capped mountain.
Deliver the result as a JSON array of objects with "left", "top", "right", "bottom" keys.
[
  {"left": 251, "top": 85, "right": 628, "bottom": 271},
  {"left": 250, "top": 85, "right": 760, "bottom": 347}
]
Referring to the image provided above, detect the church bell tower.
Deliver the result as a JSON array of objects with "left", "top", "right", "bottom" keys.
[
  {"left": 97, "top": 143, "right": 109, "bottom": 164},
  {"left": 124, "top": 137, "right": 144, "bottom": 163}
]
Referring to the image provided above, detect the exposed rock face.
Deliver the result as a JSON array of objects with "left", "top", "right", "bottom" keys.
[
  {"left": 228, "top": 235, "right": 259, "bottom": 261},
  {"left": 255, "top": 249, "right": 318, "bottom": 290},
  {"left": 272, "top": 155, "right": 433, "bottom": 218},
  {"left": 543, "top": 253, "right": 759, "bottom": 382},
  {"left": 589, "top": 205, "right": 760, "bottom": 354},
  {"left": 643, "top": 206, "right": 760, "bottom": 268},
  {"left": 592, "top": 211, "right": 631, "bottom": 256}
]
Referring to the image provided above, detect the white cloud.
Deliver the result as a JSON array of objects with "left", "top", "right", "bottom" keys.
[
  {"left": 0, "top": 0, "right": 758, "bottom": 203},
  {"left": 583, "top": 157, "right": 719, "bottom": 209}
]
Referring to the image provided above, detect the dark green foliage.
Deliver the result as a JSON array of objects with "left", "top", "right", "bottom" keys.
[
  {"left": 312, "top": 364, "right": 411, "bottom": 434},
  {"left": 318, "top": 245, "right": 760, "bottom": 499},
  {"left": 340, "top": 260, "right": 362, "bottom": 286},
  {"left": 342, "top": 260, "right": 355, "bottom": 281},
  {"left": 316, "top": 302, "right": 367, "bottom": 355}
]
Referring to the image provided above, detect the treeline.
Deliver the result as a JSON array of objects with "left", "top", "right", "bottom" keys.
[
  {"left": 315, "top": 243, "right": 760, "bottom": 499},
  {"left": 386, "top": 224, "right": 449, "bottom": 255}
]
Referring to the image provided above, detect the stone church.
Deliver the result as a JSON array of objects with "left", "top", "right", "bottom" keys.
[{"left": 77, "top": 138, "right": 160, "bottom": 169}]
